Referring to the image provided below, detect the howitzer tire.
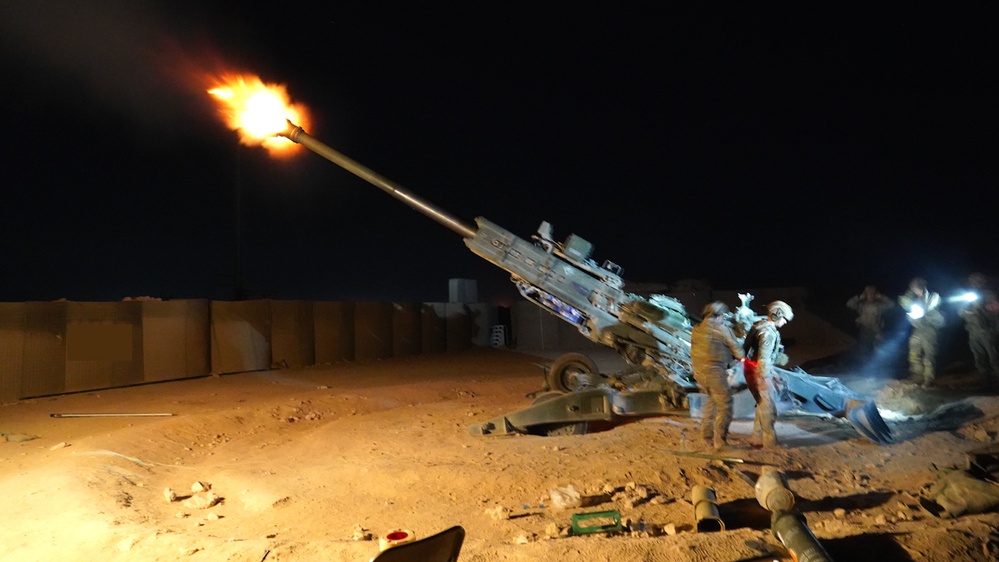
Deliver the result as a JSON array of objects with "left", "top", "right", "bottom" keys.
[
  {"left": 546, "top": 353, "right": 600, "bottom": 393},
  {"left": 526, "top": 392, "right": 590, "bottom": 437}
]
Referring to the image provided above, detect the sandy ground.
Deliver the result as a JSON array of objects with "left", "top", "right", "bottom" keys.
[{"left": 2, "top": 347, "right": 999, "bottom": 562}]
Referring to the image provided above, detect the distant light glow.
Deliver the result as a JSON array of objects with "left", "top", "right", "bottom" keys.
[{"left": 947, "top": 291, "right": 980, "bottom": 304}]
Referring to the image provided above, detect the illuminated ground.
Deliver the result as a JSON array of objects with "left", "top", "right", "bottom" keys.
[{"left": 1, "top": 348, "right": 998, "bottom": 561}]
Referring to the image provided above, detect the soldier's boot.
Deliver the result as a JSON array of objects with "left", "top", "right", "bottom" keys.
[
  {"left": 759, "top": 406, "right": 780, "bottom": 448},
  {"left": 749, "top": 412, "right": 763, "bottom": 448},
  {"left": 700, "top": 426, "right": 715, "bottom": 449}
]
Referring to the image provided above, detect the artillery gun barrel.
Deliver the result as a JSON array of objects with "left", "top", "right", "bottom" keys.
[{"left": 282, "top": 121, "right": 477, "bottom": 239}]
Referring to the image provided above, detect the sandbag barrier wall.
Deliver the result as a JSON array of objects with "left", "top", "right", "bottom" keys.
[{"left": 0, "top": 300, "right": 486, "bottom": 402}]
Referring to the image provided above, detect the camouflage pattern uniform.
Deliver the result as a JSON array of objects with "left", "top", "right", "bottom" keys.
[
  {"left": 960, "top": 290, "right": 999, "bottom": 382},
  {"left": 691, "top": 312, "right": 744, "bottom": 450},
  {"left": 744, "top": 318, "right": 784, "bottom": 448},
  {"left": 846, "top": 287, "right": 894, "bottom": 354},
  {"left": 898, "top": 287, "right": 945, "bottom": 386}
]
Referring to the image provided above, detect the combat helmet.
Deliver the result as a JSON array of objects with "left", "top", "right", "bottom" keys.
[{"left": 767, "top": 300, "right": 794, "bottom": 322}]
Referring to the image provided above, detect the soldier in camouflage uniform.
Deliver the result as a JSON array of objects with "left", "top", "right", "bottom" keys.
[
  {"left": 743, "top": 301, "right": 793, "bottom": 449},
  {"left": 690, "top": 301, "right": 744, "bottom": 451},
  {"left": 959, "top": 273, "right": 999, "bottom": 385},
  {"left": 846, "top": 285, "right": 894, "bottom": 356},
  {"left": 898, "top": 277, "right": 945, "bottom": 388}
]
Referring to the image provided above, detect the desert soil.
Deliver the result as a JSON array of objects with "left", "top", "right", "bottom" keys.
[{"left": 2, "top": 347, "right": 999, "bottom": 562}]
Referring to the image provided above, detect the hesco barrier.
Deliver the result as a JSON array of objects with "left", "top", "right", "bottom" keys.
[{"left": 0, "top": 299, "right": 495, "bottom": 402}]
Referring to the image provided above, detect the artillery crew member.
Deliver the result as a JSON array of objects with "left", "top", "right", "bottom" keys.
[
  {"left": 959, "top": 273, "right": 999, "bottom": 385},
  {"left": 846, "top": 285, "right": 894, "bottom": 357},
  {"left": 690, "top": 301, "right": 744, "bottom": 451},
  {"left": 743, "top": 300, "right": 793, "bottom": 449},
  {"left": 898, "top": 277, "right": 945, "bottom": 388}
]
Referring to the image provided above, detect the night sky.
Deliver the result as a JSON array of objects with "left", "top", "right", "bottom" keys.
[{"left": 1, "top": 3, "right": 995, "bottom": 307}]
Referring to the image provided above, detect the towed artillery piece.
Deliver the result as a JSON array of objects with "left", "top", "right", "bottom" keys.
[{"left": 280, "top": 122, "right": 892, "bottom": 445}]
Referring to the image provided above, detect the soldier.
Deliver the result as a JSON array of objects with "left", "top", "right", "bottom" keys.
[
  {"left": 690, "top": 301, "right": 744, "bottom": 451},
  {"left": 743, "top": 300, "right": 793, "bottom": 449},
  {"left": 959, "top": 273, "right": 999, "bottom": 385},
  {"left": 898, "top": 277, "right": 945, "bottom": 388},
  {"left": 846, "top": 285, "right": 894, "bottom": 356},
  {"left": 987, "top": 293, "right": 999, "bottom": 364}
]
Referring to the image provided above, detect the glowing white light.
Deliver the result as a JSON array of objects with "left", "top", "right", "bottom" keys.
[
  {"left": 907, "top": 304, "right": 925, "bottom": 319},
  {"left": 946, "top": 291, "right": 981, "bottom": 304}
]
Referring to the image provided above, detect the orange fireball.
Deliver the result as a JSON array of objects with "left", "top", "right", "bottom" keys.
[{"left": 208, "top": 73, "right": 309, "bottom": 156}]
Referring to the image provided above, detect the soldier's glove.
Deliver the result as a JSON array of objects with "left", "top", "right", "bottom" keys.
[{"left": 776, "top": 353, "right": 789, "bottom": 366}]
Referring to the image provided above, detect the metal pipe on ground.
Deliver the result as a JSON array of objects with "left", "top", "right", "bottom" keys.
[
  {"left": 692, "top": 485, "right": 725, "bottom": 532},
  {"left": 771, "top": 509, "right": 834, "bottom": 562},
  {"left": 755, "top": 467, "right": 795, "bottom": 512}
]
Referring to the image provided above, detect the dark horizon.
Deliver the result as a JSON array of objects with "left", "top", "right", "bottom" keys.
[{"left": 1, "top": 3, "right": 995, "bottom": 306}]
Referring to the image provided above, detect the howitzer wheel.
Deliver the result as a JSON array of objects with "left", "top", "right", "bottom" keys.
[
  {"left": 526, "top": 391, "right": 590, "bottom": 437},
  {"left": 546, "top": 353, "right": 600, "bottom": 393}
]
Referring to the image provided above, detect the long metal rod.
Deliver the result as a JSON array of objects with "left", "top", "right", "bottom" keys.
[
  {"left": 667, "top": 450, "right": 745, "bottom": 463},
  {"left": 282, "top": 122, "right": 477, "bottom": 239},
  {"left": 50, "top": 413, "right": 175, "bottom": 418}
]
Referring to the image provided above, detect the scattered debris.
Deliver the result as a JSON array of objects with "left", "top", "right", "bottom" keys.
[
  {"left": 549, "top": 485, "right": 582, "bottom": 509},
  {"left": 513, "top": 532, "right": 536, "bottom": 544},
  {"left": 117, "top": 537, "right": 135, "bottom": 552},
  {"left": 352, "top": 524, "right": 373, "bottom": 541},
  {"left": 2, "top": 432, "right": 39, "bottom": 443},
  {"left": 182, "top": 491, "right": 221, "bottom": 509},
  {"left": 485, "top": 505, "right": 511, "bottom": 520}
]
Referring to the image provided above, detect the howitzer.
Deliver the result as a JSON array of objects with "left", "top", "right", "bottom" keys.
[{"left": 280, "top": 121, "right": 892, "bottom": 445}]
